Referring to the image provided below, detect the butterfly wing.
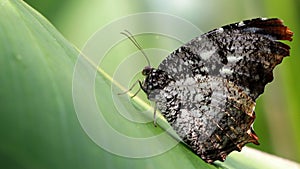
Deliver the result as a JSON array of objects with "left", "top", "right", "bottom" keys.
[
  {"left": 151, "top": 75, "right": 259, "bottom": 163},
  {"left": 144, "top": 18, "right": 292, "bottom": 163},
  {"left": 158, "top": 18, "right": 292, "bottom": 99}
]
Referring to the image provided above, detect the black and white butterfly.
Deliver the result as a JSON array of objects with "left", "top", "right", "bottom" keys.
[{"left": 121, "top": 18, "right": 293, "bottom": 163}]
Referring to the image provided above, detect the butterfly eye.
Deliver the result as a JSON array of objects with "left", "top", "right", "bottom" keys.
[{"left": 142, "top": 66, "right": 152, "bottom": 76}]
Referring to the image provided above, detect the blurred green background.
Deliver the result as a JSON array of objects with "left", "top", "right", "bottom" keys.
[{"left": 4, "top": 0, "right": 300, "bottom": 166}]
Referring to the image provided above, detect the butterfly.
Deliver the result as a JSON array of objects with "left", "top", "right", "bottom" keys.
[{"left": 121, "top": 18, "right": 293, "bottom": 163}]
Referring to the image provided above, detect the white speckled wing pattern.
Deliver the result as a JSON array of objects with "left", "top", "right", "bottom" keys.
[{"left": 141, "top": 18, "right": 293, "bottom": 163}]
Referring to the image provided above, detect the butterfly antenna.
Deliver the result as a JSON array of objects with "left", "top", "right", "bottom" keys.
[{"left": 120, "top": 30, "right": 151, "bottom": 67}]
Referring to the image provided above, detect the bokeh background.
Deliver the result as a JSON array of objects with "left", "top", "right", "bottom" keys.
[{"left": 23, "top": 0, "right": 300, "bottom": 163}]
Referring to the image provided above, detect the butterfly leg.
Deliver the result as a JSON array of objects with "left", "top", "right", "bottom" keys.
[
  {"left": 118, "top": 80, "right": 142, "bottom": 98},
  {"left": 131, "top": 80, "right": 142, "bottom": 98},
  {"left": 153, "top": 102, "right": 157, "bottom": 127}
]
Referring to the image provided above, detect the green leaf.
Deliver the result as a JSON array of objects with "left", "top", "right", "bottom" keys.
[{"left": 0, "top": 0, "right": 299, "bottom": 169}]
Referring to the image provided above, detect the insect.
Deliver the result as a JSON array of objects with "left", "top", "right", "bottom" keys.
[{"left": 121, "top": 18, "right": 293, "bottom": 163}]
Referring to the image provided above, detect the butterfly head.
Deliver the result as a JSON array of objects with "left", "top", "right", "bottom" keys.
[{"left": 142, "top": 66, "right": 152, "bottom": 76}]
